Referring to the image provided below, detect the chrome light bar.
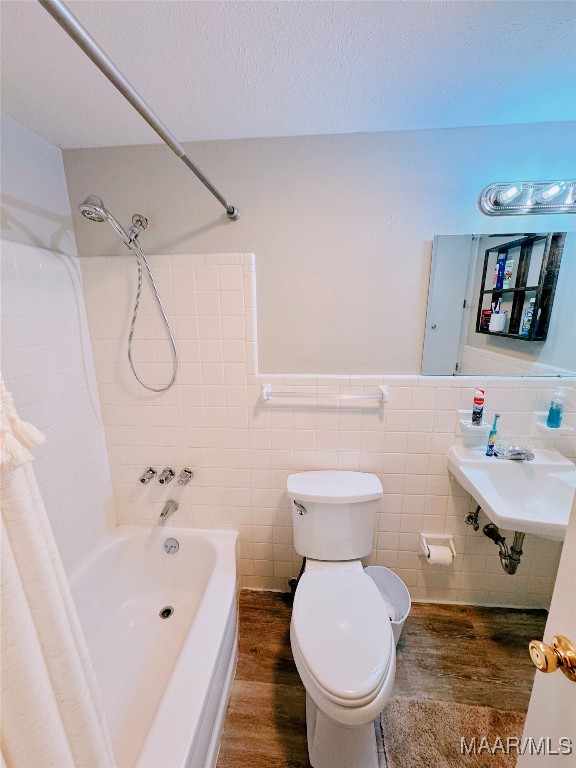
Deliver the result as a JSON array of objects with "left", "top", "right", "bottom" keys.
[{"left": 478, "top": 180, "right": 576, "bottom": 216}]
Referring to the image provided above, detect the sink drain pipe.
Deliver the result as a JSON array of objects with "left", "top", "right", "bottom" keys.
[
  {"left": 483, "top": 524, "right": 525, "bottom": 575},
  {"left": 464, "top": 506, "right": 525, "bottom": 574}
]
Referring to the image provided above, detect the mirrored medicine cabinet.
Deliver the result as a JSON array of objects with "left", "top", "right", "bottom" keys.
[{"left": 422, "top": 232, "right": 575, "bottom": 377}]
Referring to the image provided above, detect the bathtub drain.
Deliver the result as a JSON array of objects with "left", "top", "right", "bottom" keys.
[{"left": 159, "top": 606, "right": 174, "bottom": 619}]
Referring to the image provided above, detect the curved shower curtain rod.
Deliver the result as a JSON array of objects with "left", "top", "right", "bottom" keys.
[{"left": 37, "top": 0, "right": 240, "bottom": 221}]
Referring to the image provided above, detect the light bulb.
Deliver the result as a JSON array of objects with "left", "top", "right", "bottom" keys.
[
  {"left": 496, "top": 183, "right": 523, "bottom": 205},
  {"left": 536, "top": 181, "right": 567, "bottom": 204}
]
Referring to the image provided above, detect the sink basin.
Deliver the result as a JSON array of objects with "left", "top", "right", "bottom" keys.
[{"left": 447, "top": 446, "right": 576, "bottom": 541}]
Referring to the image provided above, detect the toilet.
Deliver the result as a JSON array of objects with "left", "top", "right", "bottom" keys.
[{"left": 287, "top": 470, "right": 395, "bottom": 768}]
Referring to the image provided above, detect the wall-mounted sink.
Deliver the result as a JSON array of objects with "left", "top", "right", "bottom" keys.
[{"left": 447, "top": 446, "right": 576, "bottom": 541}]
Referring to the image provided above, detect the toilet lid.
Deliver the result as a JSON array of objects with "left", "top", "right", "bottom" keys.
[
  {"left": 287, "top": 470, "right": 383, "bottom": 504},
  {"left": 292, "top": 570, "right": 393, "bottom": 702}
]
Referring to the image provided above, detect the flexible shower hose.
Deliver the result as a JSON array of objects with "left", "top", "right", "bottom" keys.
[{"left": 127, "top": 241, "right": 178, "bottom": 392}]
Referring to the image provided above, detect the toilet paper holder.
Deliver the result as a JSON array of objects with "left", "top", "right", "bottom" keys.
[{"left": 419, "top": 533, "right": 456, "bottom": 559}]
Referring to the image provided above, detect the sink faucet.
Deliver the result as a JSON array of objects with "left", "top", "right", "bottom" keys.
[
  {"left": 159, "top": 499, "right": 178, "bottom": 526},
  {"left": 496, "top": 445, "right": 535, "bottom": 461}
]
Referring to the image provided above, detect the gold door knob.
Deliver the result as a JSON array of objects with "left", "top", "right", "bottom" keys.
[{"left": 529, "top": 635, "right": 576, "bottom": 682}]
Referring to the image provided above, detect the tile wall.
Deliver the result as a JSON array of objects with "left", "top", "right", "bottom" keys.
[
  {"left": 462, "top": 345, "right": 573, "bottom": 376},
  {"left": 1, "top": 241, "right": 114, "bottom": 573},
  {"left": 81, "top": 252, "right": 576, "bottom": 607}
]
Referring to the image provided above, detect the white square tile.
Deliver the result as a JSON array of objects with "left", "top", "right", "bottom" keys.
[
  {"left": 434, "top": 388, "right": 461, "bottom": 411},
  {"left": 407, "top": 432, "right": 432, "bottom": 453},
  {"left": 194, "top": 265, "right": 220, "bottom": 291},
  {"left": 173, "top": 291, "right": 198, "bottom": 316},
  {"left": 386, "top": 387, "right": 412, "bottom": 409},
  {"left": 381, "top": 453, "right": 406, "bottom": 473},
  {"left": 223, "top": 340, "right": 247, "bottom": 362},
  {"left": 433, "top": 411, "right": 457, "bottom": 433},
  {"left": 385, "top": 410, "right": 410, "bottom": 431},
  {"left": 200, "top": 340, "right": 224, "bottom": 363},
  {"left": 410, "top": 388, "right": 436, "bottom": 409},
  {"left": 171, "top": 266, "right": 197, "bottom": 290},
  {"left": 405, "top": 454, "right": 429, "bottom": 474},
  {"left": 219, "top": 265, "right": 244, "bottom": 290},
  {"left": 198, "top": 316, "right": 222, "bottom": 339},
  {"left": 220, "top": 291, "right": 244, "bottom": 316},
  {"left": 196, "top": 291, "right": 221, "bottom": 316}
]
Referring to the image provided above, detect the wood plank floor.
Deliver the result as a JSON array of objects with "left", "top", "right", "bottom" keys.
[{"left": 215, "top": 590, "right": 546, "bottom": 768}]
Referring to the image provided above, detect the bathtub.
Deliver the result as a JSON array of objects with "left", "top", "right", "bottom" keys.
[{"left": 70, "top": 526, "right": 239, "bottom": 768}]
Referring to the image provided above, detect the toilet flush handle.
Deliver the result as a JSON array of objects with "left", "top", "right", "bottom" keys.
[{"left": 294, "top": 500, "right": 307, "bottom": 516}]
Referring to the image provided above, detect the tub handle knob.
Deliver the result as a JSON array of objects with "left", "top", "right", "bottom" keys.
[
  {"left": 139, "top": 467, "right": 157, "bottom": 484},
  {"left": 177, "top": 468, "right": 194, "bottom": 485},
  {"left": 158, "top": 468, "right": 175, "bottom": 485}
]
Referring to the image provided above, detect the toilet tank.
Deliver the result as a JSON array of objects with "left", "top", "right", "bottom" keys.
[{"left": 287, "top": 470, "right": 383, "bottom": 560}]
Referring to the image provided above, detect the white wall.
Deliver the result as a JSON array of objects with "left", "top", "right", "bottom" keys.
[
  {"left": 1, "top": 116, "right": 113, "bottom": 572},
  {"left": 63, "top": 121, "right": 576, "bottom": 374},
  {"left": 1, "top": 113, "right": 76, "bottom": 256},
  {"left": 81, "top": 250, "right": 575, "bottom": 607},
  {"left": 462, "top": 346, "right": 575, "bottom": 377}
]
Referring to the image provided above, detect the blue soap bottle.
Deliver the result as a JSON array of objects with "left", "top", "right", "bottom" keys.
[{"left": 546, "top": 389, "right": 566, "bottom": 428}]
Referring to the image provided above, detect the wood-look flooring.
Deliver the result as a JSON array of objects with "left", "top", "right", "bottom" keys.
[{"left": 215, "top": 591, "right": 546, "bottom": 768}]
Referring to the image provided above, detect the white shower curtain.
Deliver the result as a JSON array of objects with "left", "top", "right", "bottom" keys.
[{"left": 0, "top": 376, "right": 114, "bottom": 768}]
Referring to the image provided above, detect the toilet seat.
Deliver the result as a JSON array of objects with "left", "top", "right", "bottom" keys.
[{"left": 292, "top": 569, "right": 394, "bottom": 711}]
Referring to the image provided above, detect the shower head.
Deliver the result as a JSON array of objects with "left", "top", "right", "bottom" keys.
[
  {"left": 78, "top": 194, "right": 143, "bottom": 249},
  {"left": 78, "top": 195, "right": 108, "bottom": 222}
]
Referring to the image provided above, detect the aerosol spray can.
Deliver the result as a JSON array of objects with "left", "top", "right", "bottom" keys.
[{"left": 472, "top": 388, "right": 485, "bottom": 425}]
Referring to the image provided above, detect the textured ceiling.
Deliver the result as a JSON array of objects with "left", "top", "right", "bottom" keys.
[{"left": 1, "top": 1, "right": 575, "bottom": 149}]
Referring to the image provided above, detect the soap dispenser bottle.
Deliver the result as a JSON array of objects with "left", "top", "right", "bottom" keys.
[{"left": 546, "top": 388, "right": 566, "bottom": 428}]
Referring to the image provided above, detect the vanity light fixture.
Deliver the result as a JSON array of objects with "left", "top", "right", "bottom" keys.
[
  {"left": 478, "top": 179, "right": 576, "bottom": 216},
  {"left": 536, "top": 181, "right": 567, "bottom": 204},
  {"left": 496, "top": 183, "right": 523, "bottom": 206}
]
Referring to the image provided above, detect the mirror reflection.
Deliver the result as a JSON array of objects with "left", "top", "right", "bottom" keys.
[{"left": 422, "top": 232, "right": 575, "bottom": 376}]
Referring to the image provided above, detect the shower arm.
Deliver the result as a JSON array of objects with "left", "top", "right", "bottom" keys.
[{"left": 37, "top": 0, "right": 240, "bottom": 221}]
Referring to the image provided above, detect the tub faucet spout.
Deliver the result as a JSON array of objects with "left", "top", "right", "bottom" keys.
[{"left": 159, "top": 499, "right": 178, "bottom": 526}]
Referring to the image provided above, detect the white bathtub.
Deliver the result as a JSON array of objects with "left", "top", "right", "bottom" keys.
[{"left": 70, "top": 526, "right": 239, "bottom": 768}]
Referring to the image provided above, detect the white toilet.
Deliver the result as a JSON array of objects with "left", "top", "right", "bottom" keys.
[{"left": 287, "top": 470, "right": 395, "bottom": 768}]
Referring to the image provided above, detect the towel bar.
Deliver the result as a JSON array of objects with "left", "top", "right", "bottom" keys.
[{"left": 261, "top": 384, "right": 388, "bottom": 403}]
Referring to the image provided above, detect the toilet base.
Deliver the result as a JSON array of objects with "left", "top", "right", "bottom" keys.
[{"left": 305, "top": 693, "right": 379, "bottom": 768}]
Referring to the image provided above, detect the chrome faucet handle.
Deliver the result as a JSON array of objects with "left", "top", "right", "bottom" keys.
[
  {"left": 496, "top": 442, "right": 535, "bottom": 461},
  {"left": 510, "top": 442, "right": 534, "bottom": 456},
  {"left": 177, "top": 468, "right": 194, "bottom": 485},
  {"left": 139, "top": 467, "right": 157, "bottom": 484},
  {"left": 158, "top": 468, "right": 175, "bottom": 484},
  {"left": 494, "top": 440, "right": 510, "bottom": 457}
]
